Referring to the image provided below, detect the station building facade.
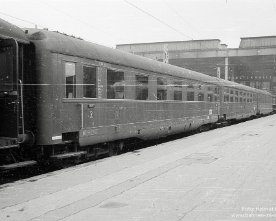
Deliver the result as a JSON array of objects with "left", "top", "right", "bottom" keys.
[{"left": 116, "top": 36, "right": 276, "bottom": 95}]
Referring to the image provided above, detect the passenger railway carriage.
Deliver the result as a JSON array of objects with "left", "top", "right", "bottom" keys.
[{"left": 0, "top": 18, "right": 274, "bottom": 169}]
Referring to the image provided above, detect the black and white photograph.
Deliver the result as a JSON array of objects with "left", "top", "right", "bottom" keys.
[{"left": 0, "top": 0, "right": 276, "bottom": 220}]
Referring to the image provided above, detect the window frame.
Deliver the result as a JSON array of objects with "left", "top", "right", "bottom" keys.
[
  {"left": 83, "top": 65, "right": 97, "bottom": 98},
  {"left": 157, "top": 77, "right": 167, "bottom": 100},
  {"left": 173, "top": 81, "right": 183, "bottom": 101},
  {"left": 107, "top": 68, "right": 125, "bottom": 99},
  {"left": 65, "top": 62, "right": 76, "bottom": 98},
  {"left": 135, "top": 74, "right": 149, "bottom": 100}
]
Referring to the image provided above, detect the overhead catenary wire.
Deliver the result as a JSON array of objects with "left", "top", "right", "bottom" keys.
[
  {"left": 0, "top": 11, "right": 39, "bottom": 27},
  {"left": 37, "top": 1, "right": 128, "bottom": 46},
  {"left": 162, "top": 0, "right": 202, "bottom": 39},
  {"left": 123, "top": 0, "right": 194, "bottom": 40},
  {"left": 272, "top": 0, "right": 276, "bottom": 12}
]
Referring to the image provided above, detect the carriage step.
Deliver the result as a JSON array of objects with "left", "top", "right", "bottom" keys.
[
  {"left": 50, "top": 151, "right": 87, "bottom": 160},
  {"left": 0, "top": 160, "right": 37, "bottom": 170}
]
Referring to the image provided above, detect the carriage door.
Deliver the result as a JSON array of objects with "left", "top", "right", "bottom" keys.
[{"left": 0, "top": 38, "right": 19, "bottom": 140}]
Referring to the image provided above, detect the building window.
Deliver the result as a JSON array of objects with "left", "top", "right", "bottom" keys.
[
  {"left": 107, "top": 69, "right": 124, "bottom": 99},
  {"left": 83, "top": 66, "right": 96, "bottom": 98},
  {"left": 157, "top": 77, "right": 167, "bottom": 100},
  {"left": 187, "top": 91, "right": 194, "bottom": 101},
  {"left": 65, "top": 62, "right": 76, "bottom": 98},
  {"left": 253, "top": 94, "right": 257, "bottom": 102},
  {"left": 136, "top": 75, "right": 148, "bottom": 100},
  {"left": 224, "top": 95, "right": 229, "bottom": 102}
]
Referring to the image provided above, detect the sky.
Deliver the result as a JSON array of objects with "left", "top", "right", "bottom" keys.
[{"left": 1, "top": 0, "right": 276, "bottom": 48}]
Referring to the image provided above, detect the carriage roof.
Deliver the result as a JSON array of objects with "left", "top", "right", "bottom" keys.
[
  {"left": 26, "top": 29, "right": 270, "bottom": 95},
  {"left": 0, "top": 18, "right": 29, "bottom": 44}
]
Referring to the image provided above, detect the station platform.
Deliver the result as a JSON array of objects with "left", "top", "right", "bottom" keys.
[{"left": 1, "top": 115, "right": 276, "bottom": 221}]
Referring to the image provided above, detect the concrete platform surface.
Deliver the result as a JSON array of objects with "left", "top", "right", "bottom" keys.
[{"left": 1, "top": 115, "right": 276, "bottom": 221}]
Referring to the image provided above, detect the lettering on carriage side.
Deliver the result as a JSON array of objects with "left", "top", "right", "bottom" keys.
[
  {"left": 83, "top": 129, "right": 98, "bottom": 136},
  {"left": 114, "top": 108, "right": 120, "bottom": 119},
  {"left": 98, "top": 75, "right": 103, "bottom": 99},
  {"left": 98, "top": 84, "right": 103, "bottom": 98},
  {"left": 89, "top": 110, "right": 94, "bottom": 119},
  {"left": 52, "top": 135, "right": 62, "bottom": 141}
]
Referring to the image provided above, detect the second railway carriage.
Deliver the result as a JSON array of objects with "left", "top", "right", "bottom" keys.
[{"left": 0, "top": 17, "right": 274, "bottom": 169}]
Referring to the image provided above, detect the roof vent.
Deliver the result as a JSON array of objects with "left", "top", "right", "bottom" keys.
[{"left": 29, "top": 31, "right": 47, "bottom": 40}]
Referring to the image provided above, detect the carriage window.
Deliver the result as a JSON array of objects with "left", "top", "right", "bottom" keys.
[
  {"left": 235, "top": 91, "right": 239, "bottom": 96},
  {"left": 230, "top": 97, "right": 234, "bottom": 102},
  {"left": 235, "top": 97, "right": 238, "bottom": 102},
  {"left": 0, "top": 46, "right": 14, "bottom": 92},
  {"left": 198, "top": 92, "right": 204, "bottom": 101},
  {"left": 207, "top": 94, "right": 213, "bottom": 102},
  {"left": 173, "top": 81, "right": 182, "bottom": 101},
  {"left": 187, "top": 91, "right": 194, "bottom": 101},
  {"left": 136, "top": 75, "right": 148, "bottom": 100},
  {"left": 157, "top": 77, "right": 167, "bottom": 100},
  {"left": 214, "top": 95, "right": 218, "bottom": 102},
  {"left": 65, "top": 62, "right": 76, "bottom": 98},
  {"left": 83, "top": 66, "right": 96, "bottom": 98},
  {"left": 174, "top": 91, "right": 182, "bottom": 101},
  {"left": 107, "top": 69, "right": 124, "bottom": 99}
]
